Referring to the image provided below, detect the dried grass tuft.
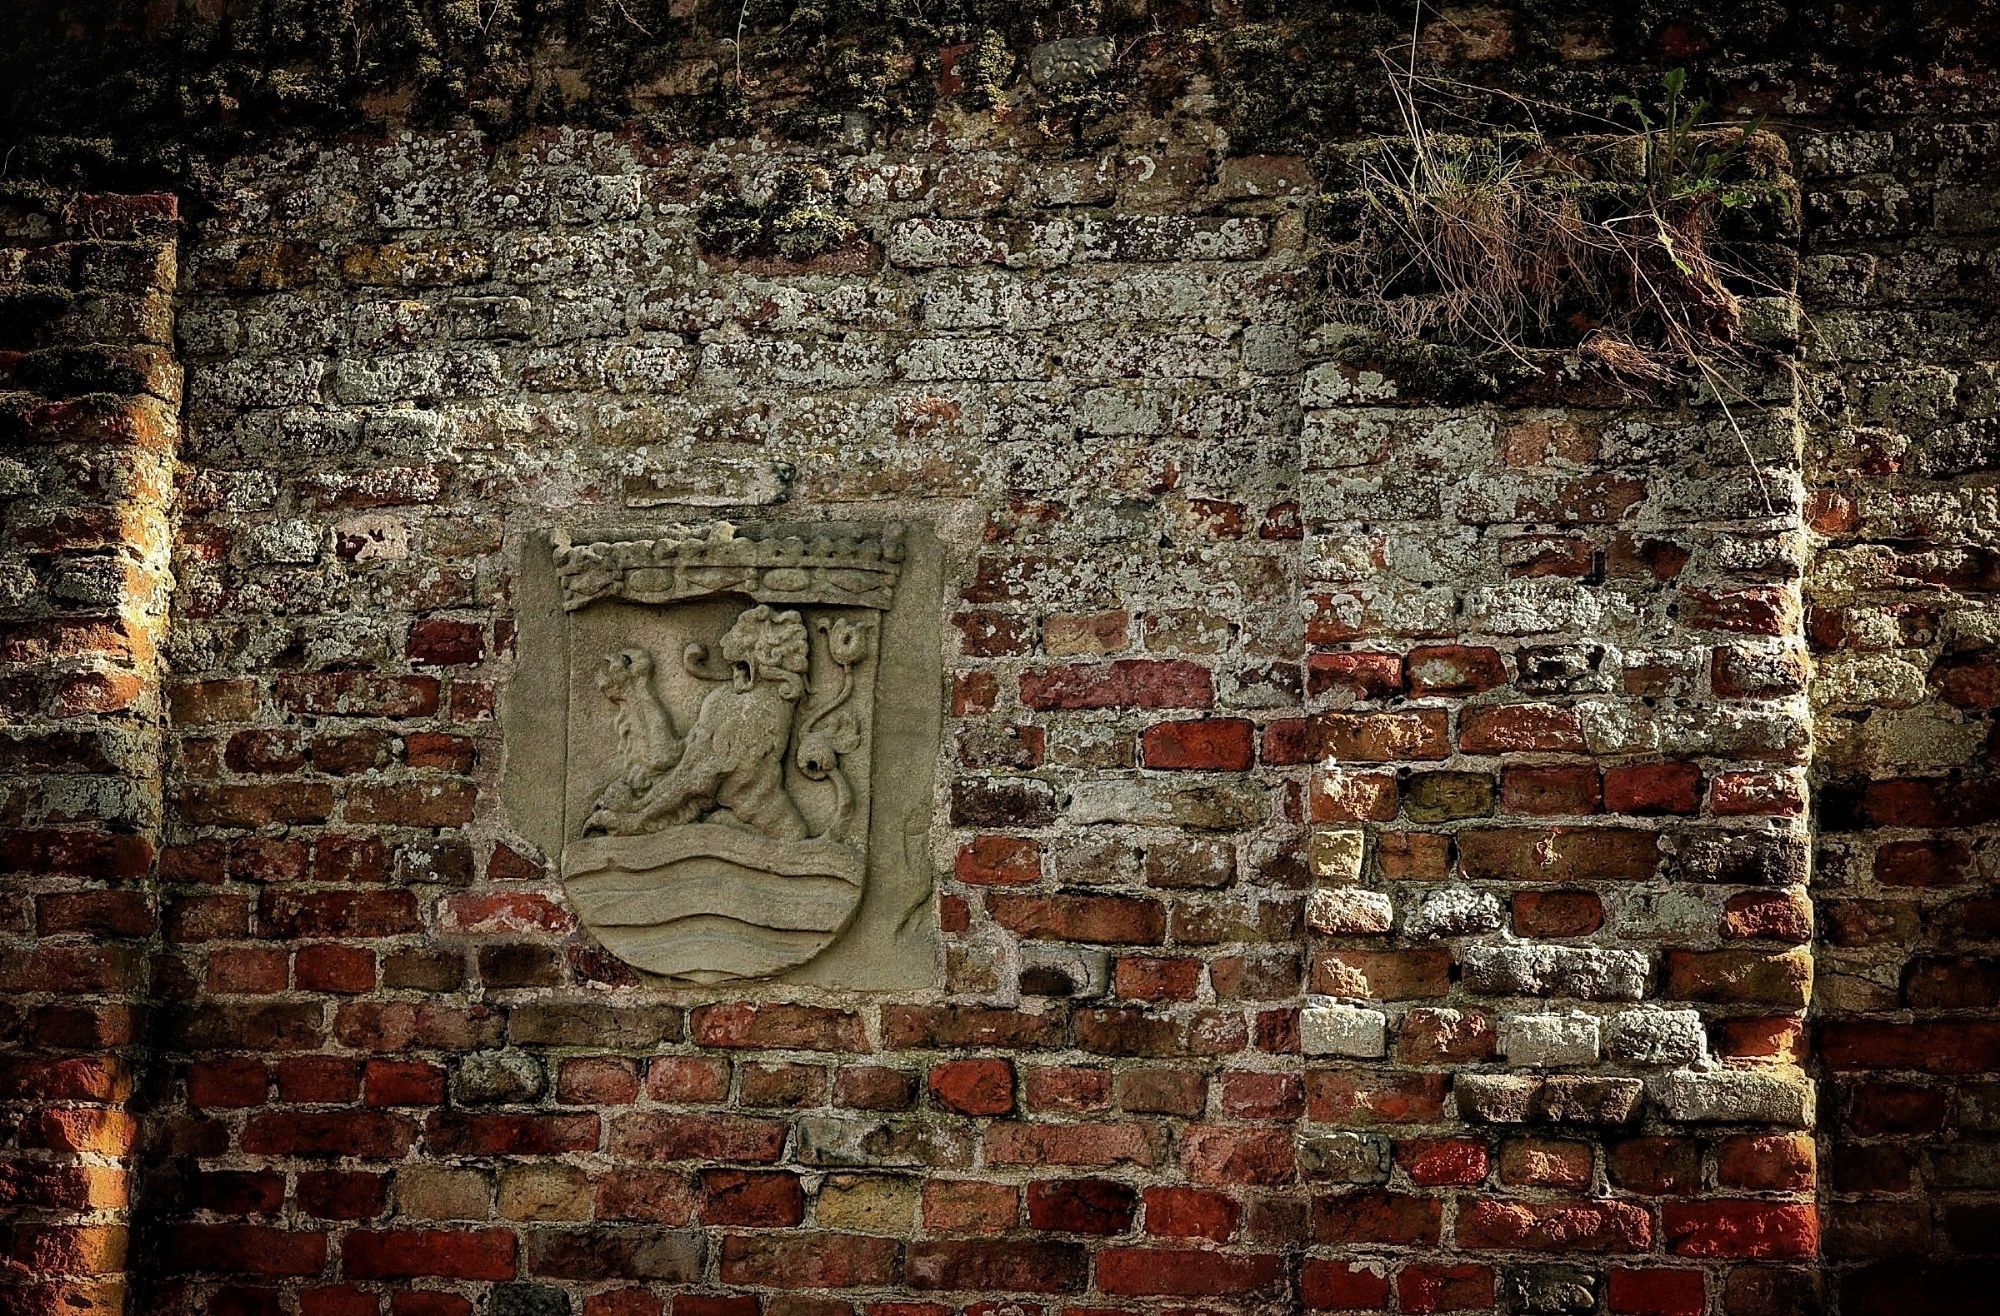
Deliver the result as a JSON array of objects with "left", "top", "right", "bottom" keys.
[{"left": 1338, "top": 41, "right": 1777, "bottom": 392}]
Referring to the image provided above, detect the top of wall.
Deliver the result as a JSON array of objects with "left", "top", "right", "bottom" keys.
[{"left": 6, "top": 0, "right": 2000, "bottom": 202}]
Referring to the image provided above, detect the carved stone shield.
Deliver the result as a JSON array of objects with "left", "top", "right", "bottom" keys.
[{"left": 501, "top": 521, "right": 942, "bottom": 989}]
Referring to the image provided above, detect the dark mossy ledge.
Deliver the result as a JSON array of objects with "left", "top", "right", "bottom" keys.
[{"left": 5, "top": 0, "right": 1997, "bottom": 201}]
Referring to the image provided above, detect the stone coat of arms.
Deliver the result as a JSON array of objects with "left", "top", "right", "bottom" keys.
[{"left": 501, "top": 521, "right": 939, "bottom": 988}]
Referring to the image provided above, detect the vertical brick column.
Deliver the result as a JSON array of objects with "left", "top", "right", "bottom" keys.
[
  {"left": 0, "top": 193, "right": 180, "bottom": 1316},
  {"left": 1296, "top": 281, "right": 1820, "bottom": 1310},
  {"left": 1804, "top": 120, "right": 2000, "bottom": 1314}
]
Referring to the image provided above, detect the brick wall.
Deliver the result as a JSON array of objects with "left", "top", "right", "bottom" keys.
[
  {"left": 1802, "top": 110, "right": 2000, "bottom": 1315},
  {"left": 141, "top": 130, "right": 1321, "bottom": 1314},
  {"left": 1296, "top": 294, "right": 1820, "bottom": 1314},
  {"left": 0, "top": 192, "right": 182, "bottom": 1315},
  {"left": 2, "top": 9, "right": 1998, "bottom": 1316}
]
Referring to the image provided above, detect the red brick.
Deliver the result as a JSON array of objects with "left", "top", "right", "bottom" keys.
[
  {"left": 1398, "top": 1263, "right": 1495, "bottom": 1313},
  {"left": 690, "top": 1003, "right": 867, "bottom": 1052},
  {"left": 1711, "top": 770, "right": 1805, "bottom": 817},
  {"left": 698, "top": 1170, "right": 805, "bottom": 1227},
  {"left": 1218, "top": 1070, "right": 1301, "bottom": 1120},
  {"left": 1302, "top": 1258, "right": 1393, "bottom": 1310},
  {"left": 1182, "top": 1125, "right": 1294, "bottom": 1185},
  {"left": 1717, "top": 1017, "right": 1809, "bottom": 1065},
  {"left": 297, "top": 1170, "right": 388, "bottom": 1220},
  {"left": 1872, "top": 837, "right": 1973, "bottom": 887},
  {"left": 1722, "top": 890, "right": 1813, "bottom": 942},
  {"left": 404, "top": 732, "right": 476, "bottom": 771},
  {"left": 1261, "top": 716, "right": 1313, "bottom": 764},
  {"left": 1608, "top": 1138, "right": 1700, "bottom": 1195},
  {"left": 672, "top": 1299, "right": 756, "bottom": 1316},
  {"left": 1717, "top": 1134, "right": 1815, "bottom": 1192},
  {"left": 1019, "top": 660, "right": 1213, "bottom": 710},
  {"left": 644, "top": 1058, "right": 731, "bottom": 1103},
  {"left": 343, "top": 1229, "right": 516, "bottom": 1280},
  {"left": 1376, "top": 831, "right": 1453, "bottom": 878},
  {"left": 558, "top": 1057, "right": 642, "bottom": 1105},
  {"left": 161, "top": 1224, "right": 328, "bottom": 1276},
  {"left": 1603, "top": 761, "right": 1702, "bottom": 815},
  {"left": 1306, "top": 651, "right": 1404, "bottom": 701},
  {"left": 1608, "top": 1268, "right": 1707, "bottom": 1316},
  {"left": 883, "top": 1006, "right": 1063, "bottom": 1050},
  {"left": 1684, "top": 586, "right": 1791, "bottom": 635},
  {"left": 1457, "top": 1199, "right": 1652, "bottom": 1252},
  {"left": 1314, "top": 711, "right": 1450, "bottom": 761},
  {"left": 905, "top": 1239, "right": 1087, "bottom": 1293},
  {"left": 1501, "top": 764, "right": 1602, "bottom": 815},
  {"left": 363, "top": 1060, "right": 445, "bottom": 1107},
  {"left": 295, "top": 944, "right": 376, "bottom": 993},
  {"left": 1405, "top": 645, "right": 1507, "bottom": 696},
  {"left": 405, "top": 618, "right": 485, "bottom": 665},
  {"left": 1459, "top": 827, "right": 1659, "bottom": 881},
  {"left": 920, "top": 1176, "right": 1016, "bottom": 1232},
  {"left": 188, "top": 1059, "right": 268, "bottom": 1109},
  {"left": 1935, "top": 650, "right": 2000, "bottom": 708},
  {"left": 241, "top": 1112, "right": 414, "bottom": 1159},
  {"left": 1115, "top": 1066, "right": 1207, "bottom": 1115},
  {"left": 1458, "top": 704, "right": 1587, "bottom": 753},
  {"left": 1114, "top": 955, "right": 1201, "bottom": 1001},
  {"left": 303, "top": 1289, "right": 383, "bottom": 1316},
  {"left": 988, "top": 893, "right": 1165, "bottom": 945},
  {"left": 1313, "top": 1191, "right": 1443, "bottom": 1245},
  {"left": 423, "top": 1112, "right": 598, "bottom": 1156},
  {"left": 953, "top": 835, "right": 1040, "bottom": 885},
  {"left": 1513, "top": 890, "right": 1605, "bottom": 937},
  {"left": 594, "top": 1169, "right": 696, "bottom": 1224},
  {"left": 275, "top": 1058, "right": 359, "bottom": 1104},
  {"left": 1307, "top": 1070, "right": 1449, "bottom": 1124},
  {"left": 1663, "top": 1201, "right": 1818, "bottom": 1258},
  {"left": 1312, "top": 948, "right": 1451, "bottom": 999},
  {"left": 983, "top": 1121, "right": 1159, "bottom": 1168},
  {"left": 928, "top": 1059, "right": 1014, "bottom": 1117},
  {"left": 1396, "top": 1138, "right": 1490, "bottom": 1186},
  {"left": 611, "top": 1114, "right": 788, "bottom": 1163},
  {"left": 1024, "top": 1178, "right": 1137, "bottom": 1235},
  {"left": 923, "top": 1179, "right": 1017, "bottom": 1234},
  {"left": 1141, "top": 717, "right": 1255, "bottom": 769},
  {"left": 588, "top": 1294, "right": 664, "bottom": 1316},
  {"left": 1143, "top": 1186, "right": 1239, "bottom": 1242},
  {"left": 205, "top": 946, "right": 288, "bottom": 993},
  {"left": 833, "top": 1065, "right": 915, "bottom": 1111},
  {"left": 719, "top": 1234, "right": 897, "bottom": 1288},
  {"left": 1664, "top": 948, "right": 1811, "bottom": 1007},
  {"left": 1023, "top": 1066, "right": 1110, "bottom": 1113},
  {"left": 1095, "top": 1247, "right": 1283, "bottom": 1297}
]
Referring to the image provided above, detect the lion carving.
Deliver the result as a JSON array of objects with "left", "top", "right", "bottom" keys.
[
  {"left": 584, "top": 605, "right": 811, "bottom": 840},
  {"left": 591, "top": 647, "right": 683, "bottom": 817}
]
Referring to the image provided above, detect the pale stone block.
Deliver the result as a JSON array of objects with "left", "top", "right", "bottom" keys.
[
  {"left": 1302, "top": 1002, "right": 1387, "bottom": 1058},
  {"left": 1309, "top": 828, "right": 1366, "bottom": 885},
  {"left": 1306, "top": 887, "right": 1394, "bottom": 935},
  {"left": 1648, "top": 1068, "right": 1815, "bottom": 1127},
  {"left": 1498, "top": 1012, "right": 1602, "bottom": 1068}
]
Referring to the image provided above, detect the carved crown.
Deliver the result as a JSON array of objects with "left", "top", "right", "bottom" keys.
[{"left": 554, "top": 521, "right": 906, "bottom": 612}]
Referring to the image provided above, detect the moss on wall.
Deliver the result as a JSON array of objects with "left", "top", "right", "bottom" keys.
[{"left": 2, "top": 2, "right": 1996, "bottom": 201}]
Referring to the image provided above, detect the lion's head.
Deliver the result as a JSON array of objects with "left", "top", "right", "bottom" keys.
[
  {"left": 596, "top": 647, "right": 655, "bottom": 699},
  {"left": 718, "top": 604, "right": 810, "bottom": 701}
]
